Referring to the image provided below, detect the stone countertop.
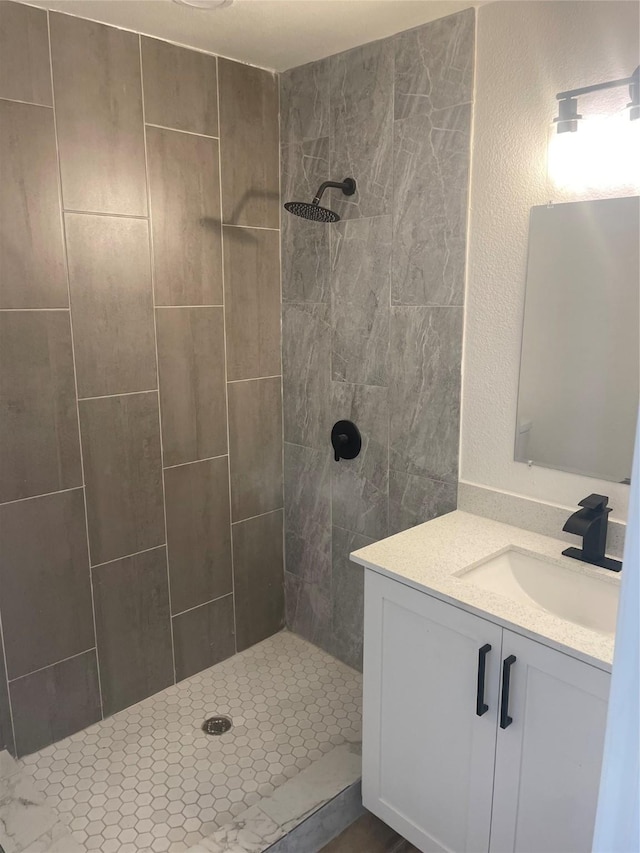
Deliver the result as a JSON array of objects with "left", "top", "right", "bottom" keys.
[{"left": 350, "top": 510, "right": 619, "bottom": 670}]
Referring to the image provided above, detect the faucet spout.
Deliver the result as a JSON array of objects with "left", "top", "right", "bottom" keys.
[{"left": 561, "top": 494, "right": 622, "bottom": 572}]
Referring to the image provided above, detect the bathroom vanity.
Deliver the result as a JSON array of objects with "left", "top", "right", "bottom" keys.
[{"left": 351, "top": 511, "right": 619, "bottom": 853}]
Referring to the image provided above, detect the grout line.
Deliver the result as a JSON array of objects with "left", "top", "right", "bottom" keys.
[
  {"left": 0, "top": 95, "right": 52, "bottom": 109},
  {"left": 223, "top": 223, "right": 280, "bottom": 233},
  {"left": 231, "top": 507, "right": 284, "bottom": 527},
  {"left": 46, "top": 7, "right": 105, "bottom": 721},
  {"left": 277, "top": 76, "right": 286, "bottom": 585},
  {"left": 145, "top": 122, "right": 219, "bottom": 141},
  {"left": 216, "top": 55, "right": 238, "bottom": 657},
  {"left": 63, "top": 209, "right": 149, "bottom": 221},
  {"left": 163, "top": 454, "right": 228, "bottom": 471},
  {"left": 8, "top": 647, "right": 97, "bottom": 685},
  {"left": 387, "top": 467, "right": 458, "bottom": 488},
  {"left": 78, "top": 389, "right": 158, "bottom": 402},
  {"left": 227, "top": 374, "right": 282, "bottom": 385},
  {"left": 139, "top": 33, "right": 177, "bottom": 686},
  {"left": 0, "top": 308, "right": 68, "bottom": 312},
  {"left": 172, "top": 592, "right": 233, "bottom": 619},
  {"left": 0, "top": 606, "right": 16, "bottom": 755},
  {"left": 91, "top": 543, "right": 166, "bottom": 571},
  {"left": 0, "top": 485, "right": 83, "bottom": 509},
  {"left": 155, "top": 304, "right": 223, "bottom": 309}
]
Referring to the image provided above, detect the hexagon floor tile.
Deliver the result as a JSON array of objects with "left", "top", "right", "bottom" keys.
[{"left": 19, "top": 631, "right": 362, "bottom": 852}]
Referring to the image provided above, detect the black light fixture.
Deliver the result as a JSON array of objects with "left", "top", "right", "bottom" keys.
[{"left": 553, "top": 65, "right": 640, "bottom": 133}]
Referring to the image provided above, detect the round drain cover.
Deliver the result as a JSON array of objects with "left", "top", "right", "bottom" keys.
[{"left": 202, "top": 715, "right": 232, "bottom": 735}]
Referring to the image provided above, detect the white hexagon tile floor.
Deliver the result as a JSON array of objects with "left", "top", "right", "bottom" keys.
[{"left": 17, "top": 630, "right": 363, "bottom": 853}]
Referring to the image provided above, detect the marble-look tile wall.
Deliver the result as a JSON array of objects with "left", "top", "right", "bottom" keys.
[
  {"left": 0, "top": 1, "right": 283, "bottom": 756},
  {"left": 281, "top": 9, "right": 474, "bottom": 669}
]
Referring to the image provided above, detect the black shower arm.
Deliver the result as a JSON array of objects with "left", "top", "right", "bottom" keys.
[{"left": 312, "top": 180, "right": 351, "bottom": 205}]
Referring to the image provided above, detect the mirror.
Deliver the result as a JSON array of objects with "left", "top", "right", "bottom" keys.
[{"left": 515, "top": 196, "right": 639, "bottom": 483}]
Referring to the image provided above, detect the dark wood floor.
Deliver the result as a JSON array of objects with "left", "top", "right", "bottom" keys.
[{"left": 320, "top": 812, "right": 420, "bottom": 853}]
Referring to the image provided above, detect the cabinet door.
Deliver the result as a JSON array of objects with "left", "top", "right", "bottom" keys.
[
  {"left": 363, "top": 570, "right": 503, "bottom": 853},
  {"left": 490, "top": 631, "right": 610, "bottom": 853}
]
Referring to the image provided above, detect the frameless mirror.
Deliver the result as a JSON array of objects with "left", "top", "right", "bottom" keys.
[{"left": 515, "top": 196, "right": 639, "bottom": 483}]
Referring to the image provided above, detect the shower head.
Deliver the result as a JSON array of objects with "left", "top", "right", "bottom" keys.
[{"left": 284, "top": 177, "right": 356, "bottom": 223}]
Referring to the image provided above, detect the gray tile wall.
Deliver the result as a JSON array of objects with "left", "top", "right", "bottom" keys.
[
  {"left": 280, "top": 9, "right": 474, "bottom": 670},
  {"left": 0, "top": 1, "right": 283, "bottom": 756}
]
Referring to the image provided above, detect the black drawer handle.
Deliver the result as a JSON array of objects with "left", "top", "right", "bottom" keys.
[
  {"left": 476, "top": 644, "right": 491, "bottom": 716},
  {"left": 500, "top": 655, "right": 517, "bottom": 729}
]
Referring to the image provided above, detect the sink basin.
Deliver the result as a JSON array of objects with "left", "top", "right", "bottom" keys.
[{"left": 458, "top": 548, "right": 619, "bottom": 635}]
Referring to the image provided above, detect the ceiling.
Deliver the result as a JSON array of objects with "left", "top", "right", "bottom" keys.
[{"left": 27, "top": 0, "right": 478, "bottom": 71}]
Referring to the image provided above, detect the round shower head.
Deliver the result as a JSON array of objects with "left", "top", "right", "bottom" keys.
[{"left": 284, "top": 201, "right": 340, "bottom": 223}]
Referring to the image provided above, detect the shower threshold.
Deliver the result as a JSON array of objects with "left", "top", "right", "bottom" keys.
[{"left": 6, "top": 631, "right": 362, "bottom": 852}]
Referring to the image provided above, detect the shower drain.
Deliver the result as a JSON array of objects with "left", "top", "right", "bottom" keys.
[{"left": 202, "top": 715, "right": 233, "bottom": 735}]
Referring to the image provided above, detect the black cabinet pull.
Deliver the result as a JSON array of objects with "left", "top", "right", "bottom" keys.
[
  {"left": 500, "top": 655, "right": 517, "bottom": 729},
  {"left": 476, "top": 644, "right": 491, "bottom": 716}
]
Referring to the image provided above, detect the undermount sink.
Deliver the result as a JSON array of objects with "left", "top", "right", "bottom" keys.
[{"left": 457, "top": 548, "right": 619, "bottom": 635}]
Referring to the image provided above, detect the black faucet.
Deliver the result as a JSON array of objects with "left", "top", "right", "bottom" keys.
[{"left": 562, "top": 494, "right": 622, "bottom": 572}]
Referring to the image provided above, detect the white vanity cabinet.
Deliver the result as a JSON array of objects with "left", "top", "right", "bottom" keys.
[{"left": 362, "top": 570, "right": 610, "bottom": 853}]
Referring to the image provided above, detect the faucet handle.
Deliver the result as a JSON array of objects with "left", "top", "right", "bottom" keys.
[{"left": 577, "top": 493, "right": 610, "bottom": 512}]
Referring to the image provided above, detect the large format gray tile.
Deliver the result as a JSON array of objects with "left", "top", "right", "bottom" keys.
[
  {"left": 0, "top": 1, "right": 51, "bottom": 105},
  {"left": 389, "top": 307, "right": 463, "bottom": 484},
  {"left": 147, "top": 126, "right": 223, "bottom": 306},
  {"left": 141, "top": 36, "right": 218, "bottom": 136},
  {"left": 156, "top": 307, "right": 227, "bottom": 467},
  {"left": 79, "top": 391, "right": 165, "bottom": 566},
  {"left": 233, "top": 510, "right": 284, "bottom": 651},
  {"left": 331, "top": 527, "right": 373, "bottom": 672},
  {"left": 281, "top": 137, "right": 331, "bottom": 304},
  {"left": 280, "top": 59, "right": 330, "bottom": 146},
  {"left": 172, "top": 594, "right": 235, "bottom": 682},
  {"left": 284, "top": 443, "right": 331, "bottom": 588},
  {"left": 0, "top": 312, "right": 81, "bottom": 503},
  {"left": 394, "top": 8, "right": 475, "bottom": 120},
  {"left": 65, "top": 213, "right": 157, "bottom": 397},
  {"left": 165, "top": 456, "right": 232, "bottom": 616},
  {"left": 331, "top": 215, "right": 391, "bottom": 385},
  {"left": 0, "top": 489, "right": 94, "bottom": 680},
  {"left": 284, "top": 573, "right": 331, "bottom": 653},
  {"left": 92, "top": 547, "right": 173, "bottom": 716},
  {"left": 218, "top": 58, "right": 279, "bottom": 228},
  {"left": 0, "top": 101, "right": 67, "bottom": 309},
  {"left": 9, "top": 651, "right": 101, "bottom": 757},
  {"left": 388, "top": 470, "right": 457, "bottom": 536},
  {"left": 228, "top": 378, "right": 283, "bottom": 522},
  {"left": 0, "top": 638, "right": 14, "bottom": 755},
  {"left": 282, "top": 302, "right": 331, "bottom": 450},
  {"left": 331, "top": 383, "right": 388, "bottom": 539},
  {"left": 330, "top": 40, "right": 393, "bottom": 220},
  {"left": 392, "top": 104, "right": 472, "bottom": 306},
  {"left": 223, "top": 226, "right": 281, "bottom": 381},
  {"left": 50, "top": 12, "right": 147, "bottom": 216}
]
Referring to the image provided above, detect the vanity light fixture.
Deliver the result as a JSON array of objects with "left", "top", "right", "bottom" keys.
[{"left": 553, "top": 65, "right": 640, "bottom": 132}]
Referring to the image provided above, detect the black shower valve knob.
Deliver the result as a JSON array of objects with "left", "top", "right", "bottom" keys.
[{"left": 331, "top": 420, "right": 362, "bottom": 462}]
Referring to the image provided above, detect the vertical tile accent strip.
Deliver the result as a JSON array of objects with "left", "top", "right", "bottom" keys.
[
  {"left": 0, "top": 1, "right": 52, "bottom": 105},
  {"left": 79, "top": 392, "right": 165, "bottom": 566},
  {"left": 218, "top": 58, "right": 279, "bottom": 228},
  {"left": 228, "top": 378, "right": 283, "bottom": 522},
  {"left": 9, "top": 650, "right": 101, "bottom": 757},
  {"left": 65, "top": 213, "right": 157, "bottom": 398},
  {"left": 233, "top": 510, "right": 285, "bottom": 652},
  {"left": 164, "top": 457, "right": 233, "bottom": 615},
  {"left": 92, "top": 547, "right": 173, "bottom": 716},
  {"left": 0, "top": 100, "right": 67, "bottom": 309},
  {"left": 49, "top": 12, "right": 147, "bottom": 215},
  {"left": 0, "top": 311, "right": 82, "bottom": 503},
  {"left": 141, "top": 37, "right": 218, "bottom": 137},
  {"left": 155, "top": 307, "right": 228, "bottom": 467},
  {"left": 147, "top": 126, "right": 223, "bottom": 306},
  {"left": 0, "top": 489, "right": 94, "bottom": 680}
]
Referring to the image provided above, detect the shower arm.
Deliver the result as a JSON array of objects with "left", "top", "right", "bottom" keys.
[{"left": 312, "top": 179, "right": 355, "bottom": 205}]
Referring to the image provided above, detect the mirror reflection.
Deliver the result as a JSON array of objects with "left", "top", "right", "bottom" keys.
[{"left": 515, "top": 196, "right": 639, "bottom": 483}]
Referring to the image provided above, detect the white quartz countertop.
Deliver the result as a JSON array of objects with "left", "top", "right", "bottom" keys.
[{"left": 350, "top": 510, "right": 619, "bottom": 670}]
